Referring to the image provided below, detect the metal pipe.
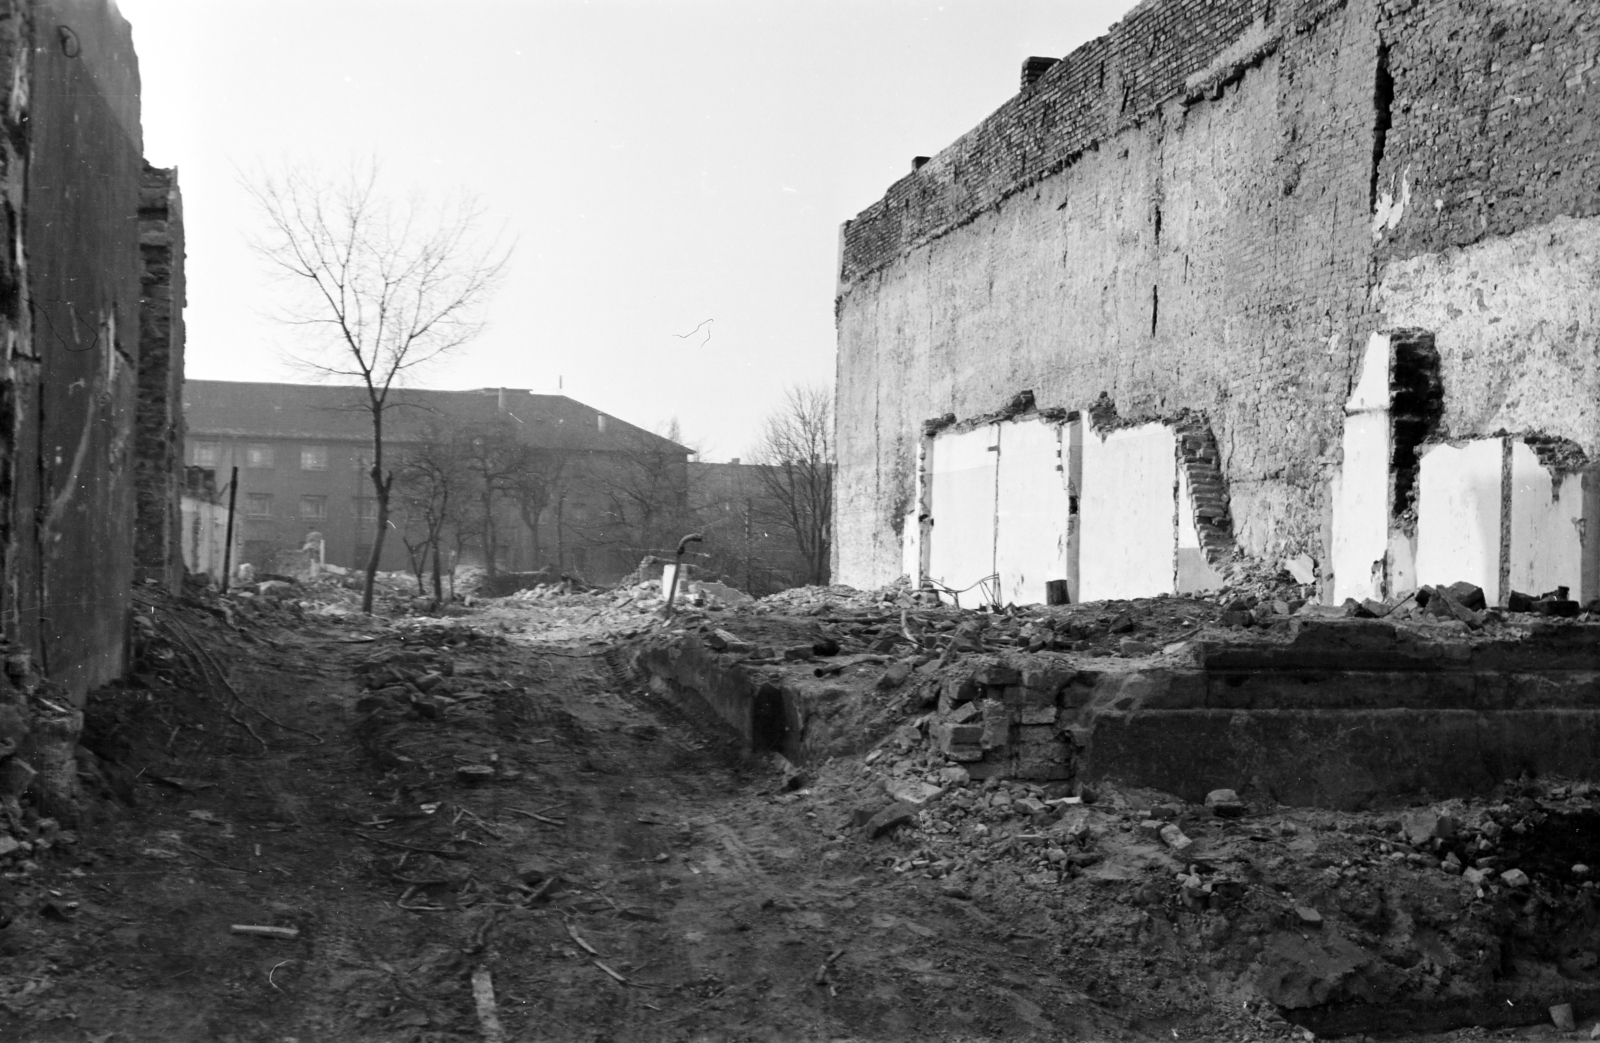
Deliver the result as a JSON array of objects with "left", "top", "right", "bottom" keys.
[{"left": 662, "top": 532, "right": 703, "bottom": 620}]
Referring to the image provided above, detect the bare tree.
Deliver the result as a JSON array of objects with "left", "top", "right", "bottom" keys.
[
  {"left": 455, "top": 418, "right": 526, "bottom": 579},
  {"left": 245, "top": 161, "right": 510, "bottom": 612},
  {"left": 395, "top": 430, "right": 461, "bottom": 605},
  {"left": 748, "top": 384, "right": 834, "bottom": 586}
]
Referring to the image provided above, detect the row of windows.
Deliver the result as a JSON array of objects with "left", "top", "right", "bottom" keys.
[
  {"left": 243, "top": 494, "right": 379, "bottom": 522},
  {"left": 192, "top": 442, "right": 340, "bottom": 471}
]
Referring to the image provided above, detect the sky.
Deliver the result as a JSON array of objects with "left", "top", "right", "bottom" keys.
[{"left": 119, "top": 0, "right": 1140, "bottom": 461}]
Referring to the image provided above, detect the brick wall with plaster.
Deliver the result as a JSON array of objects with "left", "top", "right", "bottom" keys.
[{"left": 835, "top": 0, "right": 1600, "bottom": 601}]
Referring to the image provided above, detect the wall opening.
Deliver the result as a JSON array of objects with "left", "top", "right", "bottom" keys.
[
  {"left": 1150, "top": 285, "right": 1159, "bottom": 336},
  {"left": 1388, "top": 330, "right": 1442, "bottom": 529},
  {"left": 1153, "top": 205, "right": 1162, "bottom": 246},
  {"left": 1370, "top": 43, "right": 1394, "bottom": 210}
]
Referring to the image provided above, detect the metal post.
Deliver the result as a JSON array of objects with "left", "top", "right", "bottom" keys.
[{"left": 221, "top": 465, "right": 239, "bottom": 593}]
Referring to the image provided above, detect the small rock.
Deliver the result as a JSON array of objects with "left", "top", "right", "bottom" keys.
[
  {"left": 455, "top": 764, "right": 496, "bottom": 786},
  {"left": 1137, "top": 819, "right": 1166, "bottom": 842},
  {"left": 888, "top": 780, "right": 944, "bottom": 808},
  {"left": 1574, "top": 863, "right": 1591, "bottom": 879},
  {"left": 862, "top": 802, "right": 918, "bottom": 838},
  {"left": 1158, "top": 823, "right": 1193, "bottom": 853},
  {"left": 1550, "top": 1003, "right": 1576, "bottom": 1032},
  {"left": 1500, "top": 867, "right": 1530, "bottom": 888},
  {"left": 1118, "top": 638, "right": 1156, "bottom": 657},
  {"left": 1400, "top": 809, "right": 1457, "bottom": 847},
  {"left": 1294, "top": 906, "right": 1323, "bottom": 927},
  {"left": 876, "top": 662, "right": 914, "bottom": 690},
  {"left": 1205, "top": 789, "right": 1245, "bottom": 818},
  {"left": 0, "top": 836, "right": 18, "bottom": 858},
  {"left": 1446, "top": 581, "right": 1487, "bottom": 611}
]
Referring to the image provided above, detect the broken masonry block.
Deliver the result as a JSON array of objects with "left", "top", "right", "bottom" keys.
[
  {"left": 1017, "top": 706, "right": 1056, "bottom": 726},
  {"left": 1446, "top": 581, "right": 1486, "bottom": 611},
  {"left": 1205, "top": 788, "right": 1245, "bottom": 817},
  {"left": 930, "top": 721, "right": 984, "bottom": 753},
  {"left": 938, "top": 675, "right": 978, "bottom": 713},
  {"left": 1014, "top": 724, "right": 1059, "bottom": 748},
  {"left": 949, "top": 701, "right": 983, "bottom": 724},
  {"left": 979, "top": 701, "right": 1012, "bottom": 749},
  {"left": 965, "top": 758, "right": 1008, "bottom": 780},
  {"left": 945, "top": 745, "right": 985, "bottom": 762},
  {"left": 973, "top": 658, "right": 1022, "bottom": 687},
  {"left": 1019, "top": 661, "right": 1073, "bottom": 698},
  {"left": 876, "top": 661, "right": 914, "bottom": 690}
]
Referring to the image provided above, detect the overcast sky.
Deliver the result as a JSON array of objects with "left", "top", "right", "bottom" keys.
[{"left": 119, "top": 0, "right": 1139, "bottom": 461}]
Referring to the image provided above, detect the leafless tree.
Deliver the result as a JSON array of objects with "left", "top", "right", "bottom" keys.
[
  {"left": 455, "top": 418, "right": 526, "bottom": 579},
  {"left": 395, "top": 430, "right": 462, "bottom": 605},
  {"left": 748, "top": 384, "right": 833, "bottom": 586},
  {"left": 244, "top": 161, "right": 510, "bottom": 612}
]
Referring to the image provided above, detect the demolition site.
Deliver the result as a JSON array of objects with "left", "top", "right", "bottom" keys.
[{"left": 0, "top": 0, "right": 1598, "bottom": 1040}]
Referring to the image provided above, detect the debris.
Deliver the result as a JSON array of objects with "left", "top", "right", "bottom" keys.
[
  {"left": 471, "top": 966, "right": 506, "bottom": 1043},
  {"left": 565, "top": 920, "right": 601, "bottom": 957},
  {"left": 1158, "top": 823, "right": 1193, "bottom": 852},
  {"left": 814, "top": 948, "right": 846, "bottom": 986},
  {"left": 230, "top": 924, "right": 300, "bottom": 940},
  {"left": 1204, "top": 788, "right": 1245, "bottom": 817},
  {"left": 1500, "top": 867, "right": 1530, "bottom": 888},
  {"left": 862, "top": 801, "right": 918, "bottom": 838},
  {"left": 1294, "top": 906, "right": 1323, "bottom": 928},
  {"left": 1550, "top": 1002, "right": 1575, "bottom": 1032},
  {"left": 455, "top": 764, "right": 497, "bottom": 785}
]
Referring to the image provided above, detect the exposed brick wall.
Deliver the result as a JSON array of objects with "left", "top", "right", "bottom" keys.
[
  {"left": 1373, "top": 0, "right": 1600, "bottom": 262},
  {"left": 834, "top": 0, "right": 1600, "bottom": 590},
  {"left": 1175, "top": 420, "right": 1234, "bottom": 567},
  {"left": 134, "top": 163, "right": 185, "bottom": 590}
]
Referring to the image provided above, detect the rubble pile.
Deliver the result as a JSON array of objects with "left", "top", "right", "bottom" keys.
[{"left": 790, "top": 740, "right": 1600, "bottom": 1029}]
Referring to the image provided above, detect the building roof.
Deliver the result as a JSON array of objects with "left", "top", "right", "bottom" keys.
[{"left": 183, "top": 380, "right": 689, "bottom": 455}]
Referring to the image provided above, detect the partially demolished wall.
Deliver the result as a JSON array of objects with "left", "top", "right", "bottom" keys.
[{"left": 835, "top": 0, "right": 1600, "bottom": 606}]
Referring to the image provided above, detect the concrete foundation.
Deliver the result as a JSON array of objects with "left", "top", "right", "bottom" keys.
[{"left": 634, "top": 617, "right": 1600, "bottom": 810}]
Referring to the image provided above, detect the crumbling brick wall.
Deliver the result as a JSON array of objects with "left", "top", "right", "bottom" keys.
[
  {"left": 134, "top": 162, "right": 185, "bottom": 591},
  {"left": 834, "top": 0, "right": 1600, "bottom": 591}
]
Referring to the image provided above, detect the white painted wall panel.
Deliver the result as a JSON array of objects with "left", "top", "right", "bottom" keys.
[
  {"left": 1079, "top": 423, "right": 1177, "bottom": 601},
  {"left": 1415, "top": 439, "right": 1503, "bottom": 597},
  {"left": 994, "top": 420, "right": 1070, "bottom": 606},
  {"left": 1331, "top": 333, "right": 1392, "bottom": 604},
  {"left": 926, "top": 425, "right": 999, "bottom": 604},
  {"left": 1332, "top": 412, "right": 1390, "bottom": 603},
  {"left": 1508, "top": 441, "right": 1586, "bottom": 598}
]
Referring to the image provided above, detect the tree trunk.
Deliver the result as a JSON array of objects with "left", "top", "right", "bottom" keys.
[{"left": 362, "top": 405, "right": 391, "bottom": 614}]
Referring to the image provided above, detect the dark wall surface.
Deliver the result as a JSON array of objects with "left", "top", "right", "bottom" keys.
[{"left": 23, "top": 0, "right": 142, "bottom": 697}]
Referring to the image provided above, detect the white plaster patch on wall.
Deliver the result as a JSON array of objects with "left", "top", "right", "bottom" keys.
[
  {"left": 1507, "top": 441, "right": 1597, "bottom": 601},
  {"left": 925, "top": 424, "right": 1000, "bottom": 603},
  {"left": 1414, "top": 439, "right": 1504, "bottom": 597},
  {"left": 994, "top": 419, "right": 1072, "bottom": 606},
  {"left": 1375, "top": 213, "right": 1600, "bottom": 452},
  {"left": 1331, "top": 333, "right": 1392, "bottom": 604},
  {"left": 1079, "top": 422, "right": 1179, "bottom": 602},
  {"left": 1372, "top": 169, "right": 1412, "bottom": 241}
]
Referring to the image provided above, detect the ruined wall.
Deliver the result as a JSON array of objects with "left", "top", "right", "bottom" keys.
[
  {"left": 835, "top": 0, "right": 1600, "bottom": 594},
  {"left": 11, "top": 0, "right": 143, "bottom": 697},
  {"left": 836, "top": 0, "right": 1379, "bottom": 588},
  {"left": 134, "top": 163, "right": 185, "bottom": 590}
]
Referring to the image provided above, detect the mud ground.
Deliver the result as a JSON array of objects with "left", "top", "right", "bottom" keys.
[{"left": 0, "top": 589, "right": 1593, "bottom": 1042}]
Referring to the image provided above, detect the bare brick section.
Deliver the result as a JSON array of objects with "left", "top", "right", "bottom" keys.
[
  {"left": 1174, "top": 419, "right": 1234, "bottom": 568},
  {"left": 134, "top": 163, "right": 186, "bottom": 590}
]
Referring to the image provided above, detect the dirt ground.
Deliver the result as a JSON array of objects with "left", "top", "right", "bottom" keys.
[{"left": 0, "top": 586, "right": 1593, "bottom": 1042}]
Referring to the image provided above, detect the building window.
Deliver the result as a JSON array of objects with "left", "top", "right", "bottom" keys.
[
  {"left": 300, "top": 495, "right": 327, "bottom": 520},
  {"left": 245, "top": 444, "right": 275, "bottom": 469},
  {"left": 193, "top": 442, "right": 220, "bottom": 467},
  {"left": 300, "top": 445, "right": 329, "bottom": 471},
  {"left": 354, "top": 498, "right": 378, "bottom": 523},
  {"left": 244, "top": 493, "right": 273, "bottom": 518}
]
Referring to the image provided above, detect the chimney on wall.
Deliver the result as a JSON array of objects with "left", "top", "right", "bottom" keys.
[
  {"left": 497, "top": 387, "right": 507, "bottom": 411},
  {"left": 597, "top": 414, "right": 608, "bottom": 434},
  {"left": 1021, "top": 56, "right": 1059, "bottom": 91},
  {"left": 911, "top": 156, "right": 931, "bottom": 172},
  {"left": 730, "top": 457, "right": 740, "bottom": 466}
]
